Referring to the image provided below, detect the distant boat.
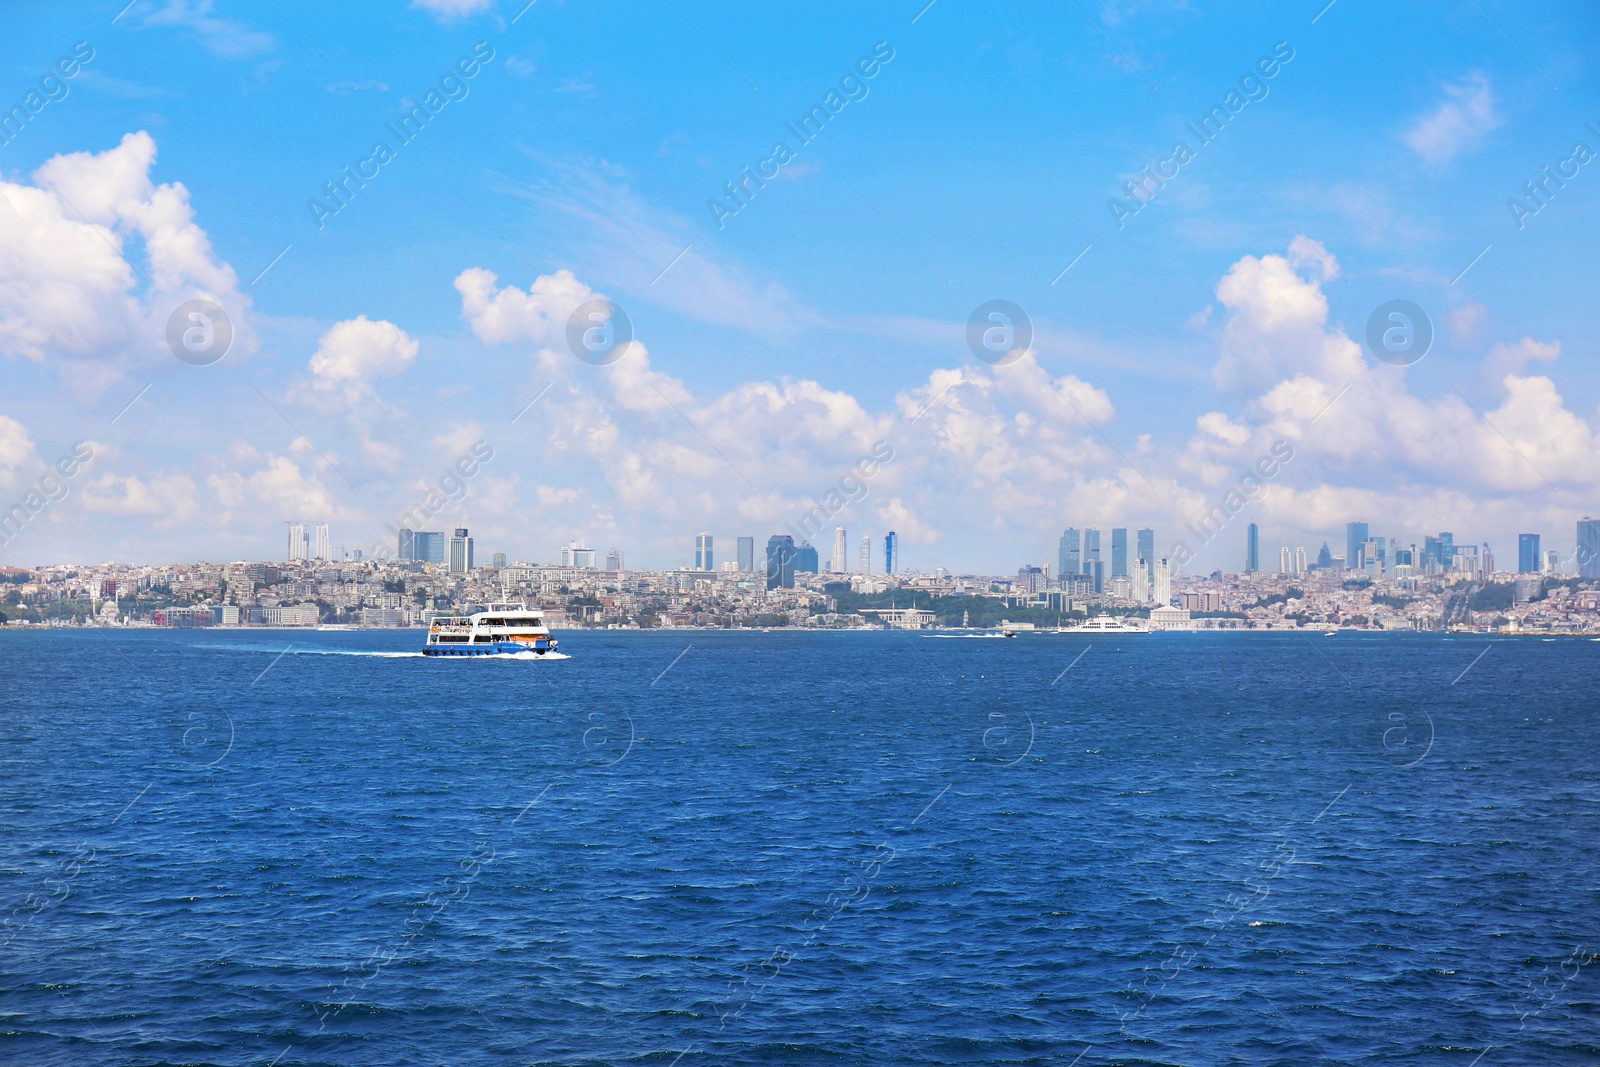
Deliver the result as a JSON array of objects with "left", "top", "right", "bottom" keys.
[
  {"left": 1068, "top": 614, "right": 1149, "bottom": 634},
  {"left": 1324, "top": 630, "right": 1338, "bottom": 636},
  {"left": 423, "top": 602, "right": 560, "bottom": 658}
]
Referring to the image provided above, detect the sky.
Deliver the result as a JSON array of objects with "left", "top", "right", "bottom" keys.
[{"left": 1, "top": 0, "right": 1597, "bottom": 574}]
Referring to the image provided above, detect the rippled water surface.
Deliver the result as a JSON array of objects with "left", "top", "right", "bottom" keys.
[{"left": 2, "top": 629, "right": 1597, "bottom": 1066}]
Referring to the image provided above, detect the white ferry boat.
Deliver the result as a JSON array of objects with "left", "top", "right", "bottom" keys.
[
  {"left": 1068, "top": 614, "right": 1150, "bottom": 634},
  {"left": 423, "top": 603, "right": 560, "bottom": 658}
]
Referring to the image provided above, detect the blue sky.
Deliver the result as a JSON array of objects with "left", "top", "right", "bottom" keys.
[{"left": 1, "top": 0, "right": 1597, "bottom": 572}]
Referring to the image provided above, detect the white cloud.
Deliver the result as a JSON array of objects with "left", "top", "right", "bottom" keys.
[
  {"left": 80, "top": 471, "right": 199, "bottom": 526},
  {"left": 1403, "top": 72, "right": 1502, "bottom": 165},
  {"left": 141, "top": 1, "right": 274, "bottom": 58},
  {"left": 0, "top": 416, "right": 39, "bottom": 490},
  {"left": 308, "top": 316, "right": 419, "bottom": 399},
  {"left": 0, "top": 132, "right": 254, "bottom": 383},
  {"left": 411, "top": 0, "right": 494, "bottom": 19}
]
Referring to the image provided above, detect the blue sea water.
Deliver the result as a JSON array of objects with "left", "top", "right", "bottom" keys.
[{"left": 1, "top": 628, "right": 1597, "bottom": 1066}]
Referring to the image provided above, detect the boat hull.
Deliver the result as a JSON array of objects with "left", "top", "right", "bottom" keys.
[{"left": 422, "top": 640, "right": 556, "bottom": 657}]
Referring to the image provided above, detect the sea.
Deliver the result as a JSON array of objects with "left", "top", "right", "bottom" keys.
[{"left": 1, "top": 628, "right": 1597, "bottom": 1066}]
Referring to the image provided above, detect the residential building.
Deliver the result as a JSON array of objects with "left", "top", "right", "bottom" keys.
[
  {"left": 766, "top": 535, "right": 796, "bottom": 590},
  {"left": 859, "top": 536, "right": 872, "bottom": 575},
  {"left": 313, "top": 522, "right": 331, "bottom": 560},
  {"left": 1295, "top": 546, "right": 1307, "bottom": 574},
  {"left": 1153, "top": 558, "right": 1171, "bottom": 606},
  {"left": 286, "top": 521, "right": 307, "bottom": 562},
  {"left": 1131, "top": 559, "right": 1149, "bottom": 602},
  {"left": 1279, "top": 545, "right": 1292, "bottom": 574}
]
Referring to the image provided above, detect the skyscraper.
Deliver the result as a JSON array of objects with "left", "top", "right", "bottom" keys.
[
  {"left": 1295, "top": 546, "right": 1307, "bottom": 574},
  {"left": 286, "top": 521, "right": 307, "bottom": 561},
  {"left": 884, "top": 531, "right": 898, "bottom": 575},
  {"left": 1518, "top": 533, "right": 1540, "bottom": 573},
  {"left": 313, "top": 522, "right": 331, "bottom": 560},
  {"left": 794, "top": 543, "right": 819, "bottom": 574},
  {"left": 1579, "top": 518, "right": 1600, "bottom": 578},
  {"left": 1111, "top": 528, "right": 1128, "bottom": 578},
  {"left": 1279, "top": 545, "right": 1291, "bottom": 573},
  {"left": 833, "top": 526, "right": 848, "bottom": 574},
  {"left": 1058, "top": 529, "right": 1081, "bottom": 578},
  {"left": 766, "top": 535, "right": 795, "bottom": 590},
  {"left": 605, "top": 547, "right": 623, "bottom": 571},
  {"left": 414, "top": 531, "right": 445, "bottom": 563},
  {"left": 1346, "top": 521, "right": 1369, "bottom": 571},
  {"left": 397, "top": 528, "right": 415, "bottom": 561},
  {"left": 1153, "top": 559, "right": 1171, "bottom": 606},
  {"left": 1136, "top": 528, "right": 1155, "bottom": 583},
  {"left": 449, "top": 528, "right": 473, "bottom": 574},
  {"left": 491, "top": 552, "right": 506, "bottom": 568},
  {"left": 1132, "top": 559, "right": 1149, "bottom": 602},
  {"left": 1246, "top": 523, "right": 1260, "bottom": 572},
  {"left": 737, "top": 536, "right": 755, "bottom": 572},
  {"left": 1083, "top": 529, "right": 1101, "bottom": 571},
  {"left": 859, "top": 536, "right": 872, "bottom": 575},
  {"left": 695, "top": 532, "right": 713, "bottom": 571},
  {"left": 1316, "top": 542, "right": 1332, "bottom": 570}
]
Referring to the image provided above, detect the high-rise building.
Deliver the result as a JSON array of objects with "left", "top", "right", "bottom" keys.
[
  {"left": 1058, "top": 529, "right": 1081, "bottom": 578},
  {"left": 695, "top": 532, "right": 713, "bottom": 571},
  {"left": 1315, "top": 542, "right": 1332, "bottom": 570},
  {"left": 1518, "top": 533, "right": 1541, "bottom": 573},
  {"left": 1153, "top": 559, "right": 1171, "bottom": 606},
  {"left": 1136, "top": 529, "right": 1155, "bottom": 583},
  {"left": 1482, "top": 543, "right": 1495, "bottom": 576},
  {"left": 286, "top": 521, "right": 307, "bottom": 562},
  {"left": 1246, "top": 523, "right": 1260, "bottom": 572},
  {"left": 1132, "top": 559, "right": 1149, "bottom": 602},
  {"left": 794, "top": 543, "right": 819, "bottom": 574},
  {"left": 1295, "top": 546, "right": 1307, "bottom": 574},
  {"left": 766, "top": 535, "right": 796, "bottom": 590},
  {"left": 605, "top": 547, "right": 623, "bottom": 571},
  {"left": 1279, "top": 545, "right": 1291, "bottom": 573},
  {"left": 1084, "top": 560, "right": 1104, "bottom": 594},
  {"left": 448, "top": 528, "right": 473, "bottom": 574},
  {"left": 1345, "top": 521, "right": 1368, "bottom": 571},
  {"left": 397, "top": 528, "right": 415, "bottom": 561},
  {"left": 491, "top": 552, "right": 507, "bottom": 569},
  {"left": 1111, "top": 528, "right": 1129, "bottom": 578},
  {"left": 737, "top": 536, "right": 755, "bottom": 572},
  {"left": 833, "top": 526, "right": 848, "bottom": 574},
  {"left": 1542, "top": 549, "right": 1560, "bottom": 574},
  {"left": 1440, "top": 531, "right": 1455, "bottom": 569},
  {"left": 313, "top": 522, "right": 331, "bottom": 560},
  {"left": 884, "top": 531, "right": 898, "bottom": 575},
  {"left": 859, "top": 536, "right": 872, "bottom": 575},
  {"left": 414, "top": 531, "right": 445, "bottom": 563},
  {"left": 1083, "top": 529, "right": 1101, "bottom": 571}
]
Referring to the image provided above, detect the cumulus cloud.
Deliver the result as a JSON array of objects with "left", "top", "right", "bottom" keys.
[
  {"left": 0, "top": 132, "right": 253, "bottom": 382},
  {"left": 1403, "top": 72, "right": 1501, "bottom": 165},
  {"left": 0, "top": 416, "right": 39, "bottom": 490},
  {"left": 308, "top": 316, "right": 419, "bottom": 399},
  {"left": 412, "top": 0, "right": 493, "bottom": 18},
  {"left": 80, "top": 471, "right": 199, "bottom": 527}
]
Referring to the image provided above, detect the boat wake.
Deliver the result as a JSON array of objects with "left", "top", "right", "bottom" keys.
[
  {"left": 195, "top": 645, "right": 570, "bottom": 660},
  {"left": 923, "top": 634, "right": 1010, "bottom": 639}
]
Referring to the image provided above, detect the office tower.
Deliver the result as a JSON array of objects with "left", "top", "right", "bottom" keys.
[
  {"left": 794, "top": 543, "right": 819, "bottom": 574},
  {"left": 1542, "top": 549, "right": 1560, "bottom": 574},
  {"left": 1440, "top": 531, "right": 1455, "bottom": 568},
  {"left": 1083, "top": 529, "right": 1101, "bottom": 570},
  {"left": 766, "top": 535, "right": 796, "bottom": 590},
  {"left": 1518, "top": 533, "right": 1540, "bottom": 573},
  {"left": 1315, "top": 542, "right": 1332, "bottom": 570},
  {"left": 575, "top": 545, "right": 596, "bottom": 568},
  {"left": 1482, "top": 543, "right": 1494, "bottom": 576},
  {"left": 491, "top": 552, "right": 506, "bottom": 569},
  {"left": 605, "top": 547, "right": 623, "bottom": 571},
  {"left": 1295, "top": 546, "right": 1307, "bottom": 574},
  {"left": 397, "top": 528, "right": 415, "bottom": 561},
  {"left": 1346, "top": 521, "right": 1369, "bottom": 571},
  {"left": 737, "top": 536, "right": 755, "bottom": 572},
  {"left": 284, "top": 521, "right": 305, "bottom": 563},
  {"left": 885, "top": 531, "right": 898, "bottom": 575},
  {"left": 1279, "top": 545, "right": 1291, "bottom": 573},
  {"left": 1246, "top": 523, "right": 1260, "bottom": 572},
  {"left": 833, "top": 526, "right": 848, "bottom": 573},
  {"left": 1393, "top": 547, "right": 1413, "bottom": 567},
  {"left": 1153, "top": 559, "right": 1171, "bottom": 606},
  {"left": 448, "top": 528, "right": 473, "bottom": 574},
  {"left": 1132, "top": 559, "right": 1149, "bottom": 602},
  {"left": 859, "top": 536, "right": 872, "bottom": 575},
  {"left": 413, "top": 531, "right": 445, "bottom": 563},
  {"left": 1136, "top": 529, "right": 1155, "bottom": 583},
  {"left": 1058, "top": 529, "right": 1081, "bottom": 578},
  {"left": 1084, "top": 560, "right": 1104, "bottom": 594},
  {"left": 695, "top": 532, "right": 713, "bottom": 571},
  {"left": 313, "top": 522, "right": 331, "bottom": 560},
  {"left": 1111, "top": 528, "right": 1129, "bottom": 578}
]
